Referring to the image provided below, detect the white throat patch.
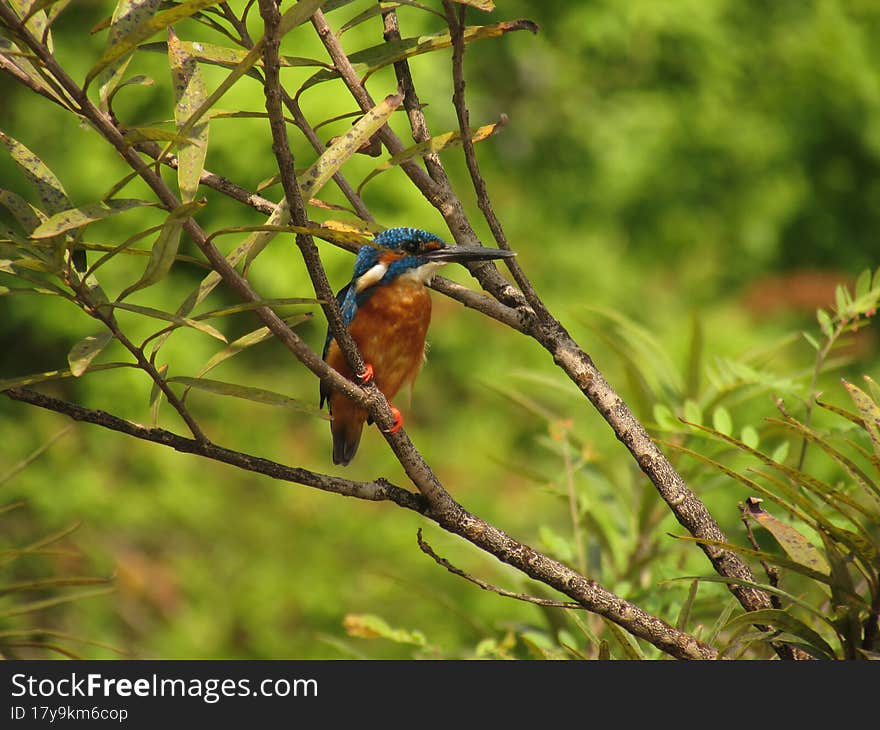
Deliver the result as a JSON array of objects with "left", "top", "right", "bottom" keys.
[
  {"left": 399, "top": 261, "right": 445, "bottom": 285},
  {"left": 355, "top": 263, "right": 388, "bottom": 292}
]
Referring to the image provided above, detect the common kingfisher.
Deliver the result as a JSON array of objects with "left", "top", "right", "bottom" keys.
[{"left": 321, "top": 227, "right": 515, "bottom": 465}]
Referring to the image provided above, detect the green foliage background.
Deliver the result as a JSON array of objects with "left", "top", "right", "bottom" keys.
[{"left": 1, "top": 0, "right": 878, "bottom": 658}]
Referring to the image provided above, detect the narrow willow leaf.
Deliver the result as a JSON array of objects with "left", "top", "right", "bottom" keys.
[
  {"left": 140, "top": 39, "right": 327, "bottom": 71},
  {"left": 0, "top": 588, "right": 115, "bottom": 620},
  {"left": 30, "top": 199, "right": 155, "bottom": 239},
  {"left": 68, "top": 331, "right": 113, "bottom": 377},
  {"left": 600, "top": 617, "right": 644, "bottom": 660},
  {"left": 722, "top": 609, "right": 837, "bottom": 660},
  {"left": 0, "top": 131, "right": 71, "bottom": 214},
  {"left": 120, "top": 125, "right": 201, "bottom": 145},
  {"left": 195, "top": 314, "right": 311, "bottom": 379},
  {"left": 96, "top": 0, "right": 163, "bottom": 110},
  {"left": 802, "top": 330, "right": 820, "bottom": 350},
  {"left": 816, "top": 308, "right": 834, "bottom": 338},
  {"left": 672, "top": 534, "right": 834, "bottom": 586},
  {"left": 854, "top": 268, "right": 871, "bottom": 299},
  {"left": 149, "top": 363, "right": 167, "bottom": 426},
  {"left": 843, "top": 379, "right": 880, "bottom": 465},
  {"left": 0, "top": 36, "right": 63, "bottom": 104},
  {"left": 300, "top": 20, "right": 538, "bottom": 92},
  {"left": 174, "top": 0, "right": 328, "bottom": 143},
  {"left": 85, "top": 0, "right": 224, "bottom": 88},
  {"left": 0, "top": 188, "right": 43, "bottom": 233},
  {"left": 743, "top": 499, "right": 830, "bottom": 574},
  {"left": 358, "top": 119, "right": 505, "bottom": 192},
  {"left": 0, "top": 362, "right": 134, "bottom": 390},
  {"left": 110, "top": 302, "right": 226, "bottom": 342},
  {"left": 243, "top": 91, "right": 402, "bottom": 271},
  {"left": 299, "top": 91, "right": 403, "bottom": 200},
  {"left": 767, "top": 415, "right": 880, "bottom": 505},
  {"left": 116, "top": 200, "right": 204, "bottom": 301},
  {"left": 167, "top": 377, "right": 328, "bottom": 418},
  {"left": 168, "top": 28, "right": 208, "bottom": 204},
  {"left": 675, "top": 579, "right": 699, "bottom": 631}
]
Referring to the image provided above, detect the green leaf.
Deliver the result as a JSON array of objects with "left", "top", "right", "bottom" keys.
[
  {"left": 85, "top": 0, "right": 224, "bottom": 88},
  {"left": 168, "top": 28, "right": 208, "bottom": 204},
  {"left": 743, "top": 499, "right": 830, "bottom": 574},
  {"left": 675, "top": 579, "right": 699, "bottom": 631},
  {"left": 342, "top": 613, "right": 427, "bottom": 646},
  {"left": 140, "top": 39, "right": 327, "bottom": 72},
  {"left": 0, "top": 188, "right": 44, "bottom": 233},
  {"left": 801, "top": 330, "right": 820, "bottom": 350},
  {"left": 0, "top": 362, "right": 134, "bottom": 391},
  {"left": 740, "top": 425, "right": 759, "bottom": 449},
  {"left": 174, "top": 0, "right": 329, "bottom": 143},
  {"left": 358, "top": 119, "right": 506, "bottom": 193},
  {"left": 816, "top": 308, "right": 834, "bottom": 338},
  {"left": 96, "top": 0, "right": 163, "bottom": 110},
  {"left": 116, "top": 200, "right": 204, "bottom": 301},
  {"left": 300, "top": 19, "right": 539, "bottom": 92},
  {"left": 600, "top": 618, "right": 644, "bottom": 660},
  {"left": 854, "top": 268, "right": 871, "bottom": 299},
  {"left": 30, "top": 199, "right": 156, "bottom": 239},
  {"left": 453, "top": 0, "right": 496, "bottom": 10},
  {"left": 194, "top": 314, "right": 311, "bottom": 380},
  {"left": 0, "top": 131, "right": 71, "bottom": 214},
  {"left": 167, "top": 377, "right": 327, "bottom": 418},
  {"left": 300, "top": 91, "right": 403, "bottom": 201},
  {"left": 770, "top": 440, "right": 790, "bottom": 463},
  {"left": 843, "top": 379, "right": 880, "bottom": 466},
  {"left": 652, "top": 403, "right": 678, "bottom": 432},
  {"left": 149, "top": 362, "right": 167, "bottom": 426},
  {"left": 723, "top": 609, "right": 837, "bottom": 660},
  {"left": 712, "top": 406, "right": 731, "bottom": 435},
  {"left": 243, "top": 91, "right": 403, "bottom": 271},
  {"left": 110, "top": 302, "right": 226, "bottom": 342},
  {"left": 67, "top": 331, "right": 114, "bottom": 377}
]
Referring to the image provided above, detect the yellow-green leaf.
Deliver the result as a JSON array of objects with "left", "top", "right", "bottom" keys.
[
  {"left": 723, "top": 609, "right": 837, "bottom": 659},
  {"left": 0, "top": 362, "right": 134, "bottom": 391},
  {"left": 0, "top": 131, "right": 71, "bottom": 214},
  {"left": 67, "top": 331, "right": 114, "bottom": 377},
  {"left": 300, "top": 20, "right": 538, "bottom": 92},
  {"left": 116, "top": 200, "right": 204, "bottom": 301},
  {"left": 96, "top": 0, "right": 163, "bottom": 110},
  {"left": 30, "top": 199, "right": 156, "bottom": 239},
  {"left": 167, "top": 377, "right": 327, "bottom": 418},
  {"left": 358, "top": 119, "right": 505, "bottom": 193},
  {"left": 743, "top": 499, "right": 830, "bottom": 574},
  {"left": 85, "top": 0, "right": 224, "bottom": 88},
  {"left": 843, "top": 378, "right": 880, "bottom": 464},
  {"left": 342, "top": 614, "right": 427, "bottom": 646},
  {"left": 168, "top": 28, "right": 208, "bottom": 204},
  {"left": 111, "top": 302, "right": 226, "bottom": 342}
]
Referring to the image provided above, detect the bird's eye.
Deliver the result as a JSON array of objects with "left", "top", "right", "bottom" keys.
[{"left": 402, "top": 239, "right": 420, "bottom": 254}]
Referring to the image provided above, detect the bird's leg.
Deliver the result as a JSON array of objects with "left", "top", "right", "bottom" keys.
[
  {"left": 382, "top": 405, "right": 403, "bottom": 434},
  {"left": 356, "top": 362, "right": 374, "bottom": 384}
]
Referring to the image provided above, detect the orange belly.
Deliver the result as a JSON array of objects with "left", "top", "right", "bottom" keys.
[{"left": 324, "top": 278, "right": 432, "bottom": 464}]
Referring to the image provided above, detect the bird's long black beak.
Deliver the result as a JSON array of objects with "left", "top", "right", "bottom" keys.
[{"left": 422, "top": 245, "right": 516, "bottom": 263}]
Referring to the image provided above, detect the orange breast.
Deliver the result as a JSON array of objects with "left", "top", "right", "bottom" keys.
[
  {"left": 347, "top": 277, "right": 432, "bottom": 400},
  {"left": 324, "top": 277, "right": 433, "bottom": 404}
]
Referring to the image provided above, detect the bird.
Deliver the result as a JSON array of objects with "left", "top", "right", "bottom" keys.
[{"left": 320, "top": 226, "right": 515, "bottom": 466}]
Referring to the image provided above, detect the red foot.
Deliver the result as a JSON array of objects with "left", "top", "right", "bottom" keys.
[
  {"left": 382, "top": 405, "right": 403, "bottom": 434},
  {"left": 356, "top": 362, "right": 374, "bottom": 384}
]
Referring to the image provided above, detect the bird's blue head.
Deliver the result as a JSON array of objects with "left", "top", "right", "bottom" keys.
[{"left": 337, "top": 226, "right": 515, "bottom": 327}]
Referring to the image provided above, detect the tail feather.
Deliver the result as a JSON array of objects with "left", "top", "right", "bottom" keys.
[{"left": 329, "top": 397, "right": 367, "bottom": 466}]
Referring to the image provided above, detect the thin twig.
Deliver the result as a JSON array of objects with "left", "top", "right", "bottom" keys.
[{"left": 417, "top": 529, "right": 584, "bottom": 610}]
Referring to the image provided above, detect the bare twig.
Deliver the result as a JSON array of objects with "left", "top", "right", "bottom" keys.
[{"left": 417, "top": 529, "right": 583, "bottom": 610}]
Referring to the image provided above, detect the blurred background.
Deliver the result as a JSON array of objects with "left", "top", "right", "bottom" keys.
[{"left": 1, "top": 0, "right": 878, "bottom": 658}]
